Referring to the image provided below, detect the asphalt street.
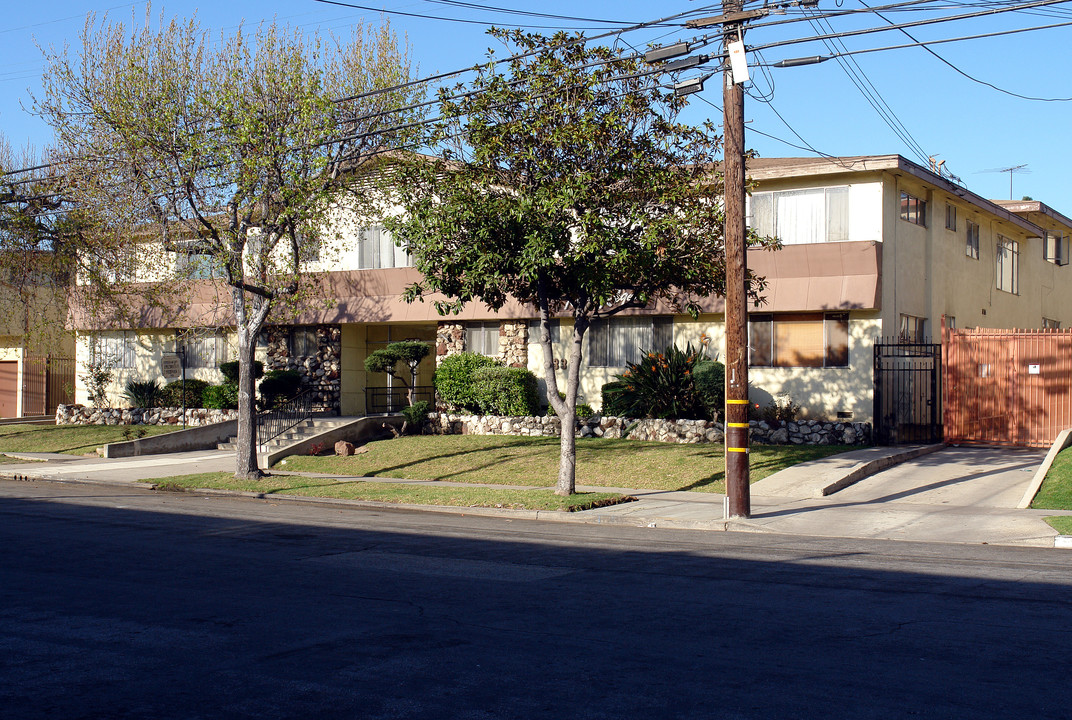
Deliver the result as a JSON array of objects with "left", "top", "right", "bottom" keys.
[{"left": 2, "top": 478, "right": 1071, "bottom": 719}]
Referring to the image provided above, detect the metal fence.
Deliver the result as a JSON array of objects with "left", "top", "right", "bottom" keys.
[
  {"left": 366, "top": 386, "right": 434, "bottom": 414},
  {"left": 873, "top": 339, "right": 942, "bottom": 445},
  {"left": 942, "top": 326, "right": 1072, "bottom": 447},
  {"left": 22, "top": 355, "right": 75, "bottom": 417}
]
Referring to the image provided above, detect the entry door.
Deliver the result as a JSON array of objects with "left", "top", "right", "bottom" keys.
[{"left": 0, "top": 361, "right": 18, "bottom": 418}]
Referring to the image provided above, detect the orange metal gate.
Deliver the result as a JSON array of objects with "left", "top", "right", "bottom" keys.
[
  {"left": 942, "top": 327, "right": 1072, "bottom": 447},
  {"left": 22, "top": 355, "right": 75, "bottom": 417}
]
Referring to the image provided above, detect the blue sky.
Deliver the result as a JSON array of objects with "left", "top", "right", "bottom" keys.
[{"left": 2, "top": 1, "right": 1070, "bottom": 207}]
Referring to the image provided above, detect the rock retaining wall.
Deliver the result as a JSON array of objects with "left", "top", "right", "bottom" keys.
[
  {"left": 57, "top": 404, "right": 239, "bottom": 427},
  {"left": 263, "top": 325, "right": 342, "bottom": 413},
  {"left": 426, "top": 412, "right": 871, "bottom": 446}
]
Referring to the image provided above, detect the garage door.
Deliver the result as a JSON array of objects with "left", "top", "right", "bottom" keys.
[{"left": 0, "top": 361, "right": 17, "bottom": 418}]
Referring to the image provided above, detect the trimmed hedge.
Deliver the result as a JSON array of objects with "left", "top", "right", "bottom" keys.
[
  {"left": 160, "top": 379, "right": 210, "bottom": 408},
  {"left": 472, "top": 366, "right": 541, "bottom": 417},
  {"left": 218, "top": 360, "right": 264, "bottom": 384},
  {"left": 434, "top": 352, "right": 500, "bottom": 412},
  {"left": 203, "top": 383, "right": 239, "bottom": 410},
  {"left": 693, "top": 359, "right": 726, "bottom": 420}
]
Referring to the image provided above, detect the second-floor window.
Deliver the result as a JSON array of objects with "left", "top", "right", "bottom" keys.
[
  {"left": 1044, "top": 232, "right": 1068, "bottom": 266},
  {"left": 966, "top": 220, "right": 980, "bottom": 259},
  {"left": 996, "top": 237, "right": 1019, "bottom": 294},
  {"left": 177, "top": 251, "right": 225, "bottom": 280},
  {"left": 899, "top": 192, "right": 926, "bottom": 226},
  {"left": 357, "top": 226, "right": 411, "bottom": 269},
  {"left": 749, "top": 187, "right": 849, "bottom": 245}
]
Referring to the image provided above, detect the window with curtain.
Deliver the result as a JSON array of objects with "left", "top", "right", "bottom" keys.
[
  {"left": 587, "top": 316, "right": 673, "bottom": 367},
  {"left": 182, "top": 331, "right": 228, "bottom": 369},
  {"left": 466, "top": 321, "right": 500, "bottom": 357},
  {"left": 357, "top": 226, "right": 411, "bottom": 269},
  {"left": 749, "top": 187, "right": 849, "bottom": 245},
  {"left": 94, "top": 332, "right": 137, "bottom": 369},
  {"left": 749, "top": 313, "right": 849, "bottom": 368}
]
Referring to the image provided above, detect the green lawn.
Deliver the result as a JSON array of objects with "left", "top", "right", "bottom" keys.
[
  {"left": 0, "top": 423, "right": 183, "bottom": 456},
  {"left": 148, "top": 472, "right": 628, "bottom": 512},
  {"left": 274, "top": 435, "right": 853, "bottom": 493},
  {"left": 1031, "top": 445, "right": 1072, "bottom": 534}
]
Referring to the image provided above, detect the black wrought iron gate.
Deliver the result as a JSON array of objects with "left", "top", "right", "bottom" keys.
[{"left": 873, "top": 339, "right": 942, "bottom": 445}]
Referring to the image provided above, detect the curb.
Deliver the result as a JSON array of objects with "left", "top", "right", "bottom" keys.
[
  {"left": 819, "top": 443, "right": 946, "bottom": 496},
  {"left": 1056, "top": 535, "right": 1072, "bottom": 549}
]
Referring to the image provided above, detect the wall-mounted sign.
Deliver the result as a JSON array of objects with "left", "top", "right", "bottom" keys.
[
  {"left": 1028, "top": 364, "right": 1041, "bottom": 375},
  {"left": 161, "top": 354, "right": 182, "bottom": 378}
]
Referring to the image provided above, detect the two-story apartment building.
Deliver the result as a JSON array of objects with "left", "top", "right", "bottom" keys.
[{"left": 69, "top": 154, "right": 1072, "bottom": 424}]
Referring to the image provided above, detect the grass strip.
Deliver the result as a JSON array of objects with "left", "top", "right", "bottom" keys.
[
  {"left": 1043, "top": 516, "right": 1072, "bottom": 535},
  {"left": 0, "top": 423, "right": 182, "bottom": 456},
  {"left": 1031, "top": 446, "right": 1072, "bottom": 510},
  {"left": 145, "top": 471, "right": 631, "bottom": 512},
  {"left": 275, "top": 435, "right": 852, "bottom": 493}
]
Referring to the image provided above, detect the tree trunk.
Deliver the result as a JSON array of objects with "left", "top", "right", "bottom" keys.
[
  {"left": 233, "top": 288, "right": 270, "bottom": 480},
  {"left": 553, "top": 314, "right": 589, "bottom": 496}
]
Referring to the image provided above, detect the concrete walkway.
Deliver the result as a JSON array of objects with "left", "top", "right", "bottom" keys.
[{"left": 3, "top": 444, "right": 1069, "bottom": 548}]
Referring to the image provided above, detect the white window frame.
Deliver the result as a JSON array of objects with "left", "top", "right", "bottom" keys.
[
  {"left": 1044, "top": 232, "right": 1069, "bottom": 266},
  {"left": 182, "top": 331, "right": 228, "bottom": 369},
  {"left": 1043, "top": 318, "right": 1061, "bottom": 330},
  {"left": 945, "top": 203, "right": 957, "bottom": 231},
  {"left": 357, "top": 226, "right": 411, "bottom": 270},
  {"left": 93, "top": 332, "right": 137, "bottom": 369},
  {"left": 748, "top": 186, "right": 850, "bottom": 245},
  {"left": 898, "top": 314, "right": 928, "bottom": 343},
  {"left": 290, "top": 327, "right": 319, "bottom": 357}
]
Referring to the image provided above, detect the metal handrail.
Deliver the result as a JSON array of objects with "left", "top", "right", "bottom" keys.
[{"left": 257, "top": 387, "right": 316, "bottom": 445}]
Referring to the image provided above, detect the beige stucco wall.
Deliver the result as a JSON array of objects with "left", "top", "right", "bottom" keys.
[
  {"left": 340, "top": 323, "right": 436, "bottom": 415},
  {"left": 74, "top": 330, "right": 234, "bottom": 407},
  {"left": 526, "top": 313, "right": 879, "bottom": 423},
  {"left": 881, "top": 174, "right": 1072, "bottom": 335}
]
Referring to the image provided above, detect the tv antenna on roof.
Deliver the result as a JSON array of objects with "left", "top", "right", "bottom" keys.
[{"left": 977, "top": 164, "right": 1030, "bottom": 200}]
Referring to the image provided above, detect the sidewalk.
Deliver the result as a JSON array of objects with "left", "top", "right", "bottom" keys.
[{"left": 2, "top": 444, "right": 1068, "bottom": 548}]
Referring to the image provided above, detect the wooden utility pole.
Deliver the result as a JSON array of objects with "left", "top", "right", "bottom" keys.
[{"left": 721, "top": 0, "right": 751, "bottom": 518}]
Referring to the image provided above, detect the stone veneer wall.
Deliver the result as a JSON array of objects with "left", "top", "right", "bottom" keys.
[
  {"left": 426, "top": 412, "right": 871, "bottom": 446},
  {"left": 436, "top": 320, "right": 529, "bottom": 368},
  {"left": 499, "top": 320, "right": 528, "bottom": 368},
  {"left": 57, "top": 404, "right": 239, "bottom": 426},
  {"left": 435, "top": 321, "right": 466, "bottom": 366},
  {"left": 263, "top": 325, "right": 341, "bottom": 413}
]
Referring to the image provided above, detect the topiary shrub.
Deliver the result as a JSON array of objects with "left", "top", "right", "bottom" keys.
[
  {"left": 401, "top": 399, "right": 431, "bottom": 431},
  {"left": 160, "top": 379, "right": 210, "bottom": 408},
  {"left": 433, "top": 352, "right": 500, "bottom": 412},
  {"left": 472, "top": 366, "right": 540, "bottom": 416},
  {"left": 693, "top": 358, "right": 726, "bottom": 420},
  {"left": 202, "top": 383, "right": 239, "bottom": 410},
  {"left": 122, "top": 379, "right": 163, "bottom": 409},
  {"left": 218, "top": 360, "right": 263, "bottom": 384},
  {"left": 258, "top": 369, "right": 302, "bottom": 409}
]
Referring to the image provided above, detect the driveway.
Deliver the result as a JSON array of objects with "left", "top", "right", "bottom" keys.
[{"left": 742, "top": 446, "right": 1060, "bottom": 546}]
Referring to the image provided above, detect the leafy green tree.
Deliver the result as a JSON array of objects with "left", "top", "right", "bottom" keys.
[
  {"left": 364, "top": 340, "right": 431, "bottom": 407},
  {"left": 387, "top": 30, "right": 773, "bottom": 495},
  {"left": 37, "top": 12, "right": 419, "bottom": 479}
]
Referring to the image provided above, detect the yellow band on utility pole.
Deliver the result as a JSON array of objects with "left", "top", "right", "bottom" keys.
[
  {"left": 727, "top": 399, "right": 750, "bottom": 404},
  {"left": 727, "top": 447, "right": 749, "bottom": 453},
  {"left": 727, "top": 422, "right": 749, "bottom": 428}
]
